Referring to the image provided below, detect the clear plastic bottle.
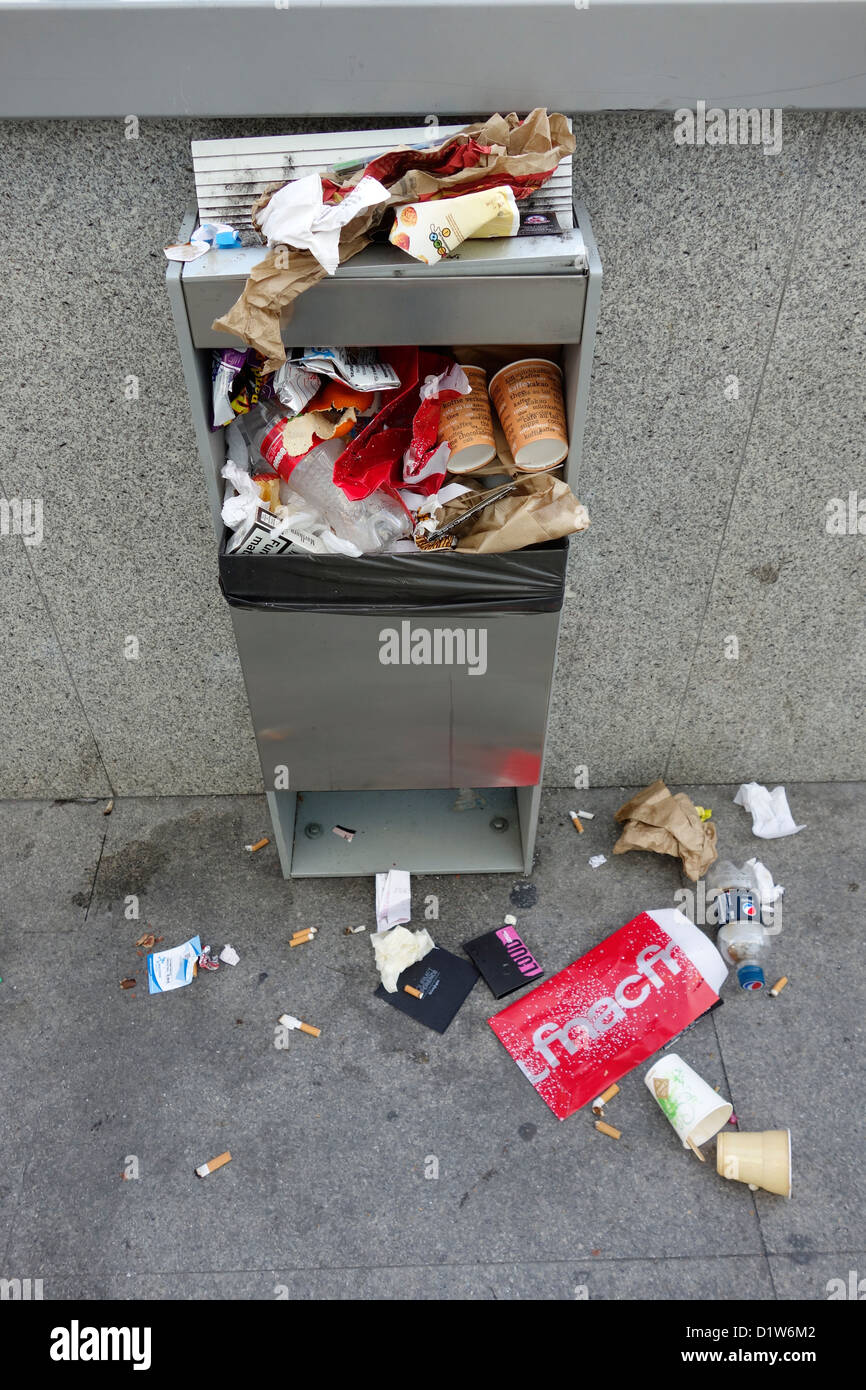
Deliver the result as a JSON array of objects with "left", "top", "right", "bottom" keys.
[
  {"left": 234, "top": 405, "right": 410, "bottom": 554},
  {"left": 717, "top": 919, "right": 767, "bottom": 992},
  {"left": 704, "top": 860, "right": 762, "bottom": 928}
]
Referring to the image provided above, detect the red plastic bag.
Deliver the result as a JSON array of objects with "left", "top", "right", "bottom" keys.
[
  {"left": 488, "top": 909, "right": 727, "bottom": 1120},
  {"left": 333, "top": 348, "right": 457, "bottom": 500}
]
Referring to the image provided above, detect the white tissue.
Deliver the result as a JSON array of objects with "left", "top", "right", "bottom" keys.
[
  {"left": 734, "top": 783, "right": 805, "bottom": 839},
  {"left": 371, "top": 926, "right": 434, "bottom": 994}
]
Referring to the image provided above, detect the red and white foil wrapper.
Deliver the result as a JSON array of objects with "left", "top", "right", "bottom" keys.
[{"left": 488, "top": 909, "right": 727, "bottom": 1120}]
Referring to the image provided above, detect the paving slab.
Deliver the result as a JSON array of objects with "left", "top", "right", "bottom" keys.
[{"left": 0, "top": 782, "right": 861, "bottom": 1298}]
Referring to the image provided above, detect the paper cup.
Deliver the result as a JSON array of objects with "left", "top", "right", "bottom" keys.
[
  {"left": 717, "top": 1130, "right": 792, "bottom": 1198},
  {"left": 488, "top": 358, "right": 568, "bottom": 470},
  {"left": 645, "top": 1053, "right": 733, "bottom": 1149},
  {"left": 437, "top": 365, "right": 497, "bottom": 472}
]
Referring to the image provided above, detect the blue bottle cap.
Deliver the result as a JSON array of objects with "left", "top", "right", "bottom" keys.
[{"left": 737, "top": 962, "right": 765, "bottom": 991}]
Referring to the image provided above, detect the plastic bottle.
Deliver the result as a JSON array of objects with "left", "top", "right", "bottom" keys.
[
  {"left": 704, "top": 860, "right": 762, "bottom": 927},
  {"left": 716, "top": 919, "right": 767, "bottom": 992},
  {"left": 234, "top": 405, "right": 410, "bottom": 554}
]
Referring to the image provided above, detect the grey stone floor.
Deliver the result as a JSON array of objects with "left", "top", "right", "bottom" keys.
[{"left": 0, "top": 782, "right": 862, "bottom": 1301}]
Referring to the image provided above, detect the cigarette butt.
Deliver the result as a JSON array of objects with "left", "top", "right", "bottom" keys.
[
  {"left": 290, "top": 936, "right": 312, "bottom": 948},
  {"left": 686, "top": 1136, "right": 706, "bottom": 1162},
  {"left": 299, "top": 1021, "right": 321, "bottom": 1037},
  {"left": 404, "top": 984, "right": 423, "bottom": 999},
  {"left": 246, "top": 837, "right": 270, "bottom": 853},
  {"left": 291, "top": 928, "right": 314, "bottom": 941},
  {"left": 103, "top": 799, "right": 114, "bottom": 816},
  {"left": 600, "top": 1083, "right": 619, "bottom": 1105},
  {"left": 769, "top": 975, "right": 788, "bottom": 997},
  {"left": 195, "top": 1150, "right": 232, "bottom": 1178},
  {"left": 576, "top": 810, "right": 595, "bottom": 820},
  {"left": 568, "top": 811, "right": 584, "bottom": 834},
  {"left": 595, "top": 1120, "right": 621, "bottom": 1140}
]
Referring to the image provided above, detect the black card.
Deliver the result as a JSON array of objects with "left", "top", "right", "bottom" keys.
[
  {"left": 463, "top": 923, "right": 544, "bottom": 999},
  {"left": 375, "top": 947, "right": 479, "bottom": 1033}
]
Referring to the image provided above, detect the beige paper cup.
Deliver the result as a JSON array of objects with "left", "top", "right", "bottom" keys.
[
  {"left": 717, "top": 1130, "right": 792, "bottom": 1198},
  {"left": 645, "top": 1053, "right": 733, "bottom": 1149},
  {"left": 437, "top": 365, "right": 497, "bottom": 472},
  {"left": 488, "top": 358, "right": 568, "bottom": 470}
]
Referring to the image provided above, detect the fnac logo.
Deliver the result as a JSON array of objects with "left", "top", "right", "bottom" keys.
[{"left": 517, "top": 939, "right": 685, "bottom": 1084}]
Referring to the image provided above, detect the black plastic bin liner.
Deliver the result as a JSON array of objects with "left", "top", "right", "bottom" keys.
[{"left": 220, "top": 538, "right": 567, "bottom": 614}]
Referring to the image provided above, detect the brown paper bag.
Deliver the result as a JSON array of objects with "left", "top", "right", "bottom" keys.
[
  {"left": 612, "top": 780, "right": 718, "bottom": 882},
  {"left": 427, "top": 474, "right": 589, "bottom": 553},
  {"left": 212, "top": 110, "right": 575, "bottom": 370}
]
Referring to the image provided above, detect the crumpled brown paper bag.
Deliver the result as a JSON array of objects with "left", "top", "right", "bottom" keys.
[
  {"left": 612, "top": 780, "right": 718, "bottom": 882},
  {"left": 430, "top": 473, "right": 589, "bottom": 553},
  {"left": 212, "top": 110, "right": 575, "bottom": 371}
]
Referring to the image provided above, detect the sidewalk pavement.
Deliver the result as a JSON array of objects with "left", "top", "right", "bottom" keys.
[{"left": 0, "top": 782, "right": 862, "bottom": 1300}]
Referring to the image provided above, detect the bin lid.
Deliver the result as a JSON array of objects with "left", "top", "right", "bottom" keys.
[{"left": 186, "top": 122, "right": 585, "bottom": 282}]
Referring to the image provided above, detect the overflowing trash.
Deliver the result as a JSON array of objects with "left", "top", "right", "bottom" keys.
[
  {"left": 211, "top": 109, "right": 576, "bottom": 368},
  {"left": 217, "top": 343, "right": 589, "bottom": 558}
]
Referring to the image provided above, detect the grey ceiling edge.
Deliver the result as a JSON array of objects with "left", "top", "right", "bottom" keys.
[{"left": 2, "top": 2, "right": 866, "bottom": 118}]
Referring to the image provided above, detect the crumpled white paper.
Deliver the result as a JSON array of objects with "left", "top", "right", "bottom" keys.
[
  {"left": 745, "top": 857, "right": 785, "bottom": 909},
  {"left": 371, "top": 925, "right": 434, "bottom": 993},
  {"left": 734, "top": 783, "right": 805, "bottom": 839},
  {"left": 257, "top": 174, "right": 390, "bottom": 275},
  {"left": 375, "top": 868, "right": 411, "bottom": 931}
]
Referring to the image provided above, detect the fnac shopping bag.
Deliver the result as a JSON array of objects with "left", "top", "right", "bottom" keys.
[{"left": 488, "top": 909, "right": 727, "bottom": 1120}]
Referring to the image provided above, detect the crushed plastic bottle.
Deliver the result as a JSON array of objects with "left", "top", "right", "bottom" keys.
[
  {"left": 233, "top": 405, "right": 410, "bottom": 554},
  {"left": 705, "top": 860, "right": 770, "bottom": 991}
]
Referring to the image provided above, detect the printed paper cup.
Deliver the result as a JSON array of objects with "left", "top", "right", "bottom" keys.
[
  {"left": 488, "top": 358, "right": 568, "bottom": 470},
  {"left": 437, "top": 365, "right": 497, "bottom": 472},
  {"left": 644, "top": 1053, "right": 733, "bottom": 1149}
]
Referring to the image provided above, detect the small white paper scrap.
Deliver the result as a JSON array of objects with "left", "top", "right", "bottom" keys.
[
  {"left": 375, "top": 869, "right": 411, "bottom": 932},
  {"left": 588, "top": 855, "right": 607, "bottom": 869}
]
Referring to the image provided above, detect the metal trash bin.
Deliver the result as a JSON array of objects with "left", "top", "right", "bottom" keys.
[{"left": 166, "top": 123, "right": 601, "bottom": 878}]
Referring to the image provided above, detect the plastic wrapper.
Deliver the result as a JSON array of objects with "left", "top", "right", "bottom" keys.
[
  {"left": 489, "top": 909, "right": 727, "bottom": 1120},
  {"left": 273, "top": 360, "right": 321, "bottom": 416},
  {"left": 212, "top": 349, "right": 249, "bottom": 428},
  {"left": 220, "top": 461, "right": 362, "bottom": 558}
]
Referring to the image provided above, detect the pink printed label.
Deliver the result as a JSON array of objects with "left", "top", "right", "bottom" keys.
[{"left": 496, "top": 926, "right": 542, "bottom": 977}]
